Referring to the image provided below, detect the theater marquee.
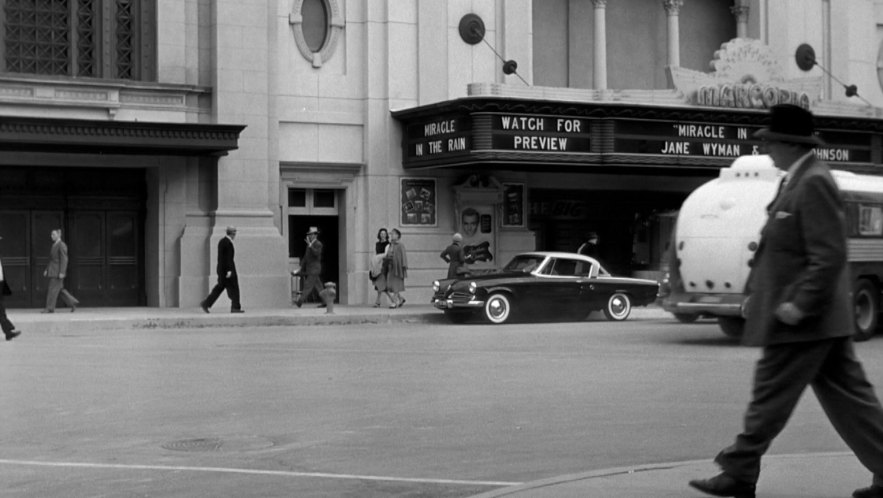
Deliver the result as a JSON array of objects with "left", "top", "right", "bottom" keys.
[{"left": 392, "top": 98, "right": 883, "bottom": 173}]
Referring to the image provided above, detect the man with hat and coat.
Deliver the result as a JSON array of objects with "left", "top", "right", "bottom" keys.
[
  {"left": 200, "top": 226, "right": 243, "bottom": 313},
  {"left": 293, "top": 226, "right": 324, "bottom": 308},
  {"left": 0, "top": 235, "right": 21, "bottom": 341},
  {"left": 690, "top": 104, "right": 883, "bottom": 498}
]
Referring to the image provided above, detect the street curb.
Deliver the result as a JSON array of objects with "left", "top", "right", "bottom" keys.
[{"left": 15, "top": 310, "right": 450, "bottom": 334}]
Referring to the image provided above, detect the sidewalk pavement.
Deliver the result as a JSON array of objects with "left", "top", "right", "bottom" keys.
[
  {"left": 8, "top": 304, "right": 870, "bottom": 497},
  {"left": 5, "top": 302, "right": 672, "bottom": 333}
]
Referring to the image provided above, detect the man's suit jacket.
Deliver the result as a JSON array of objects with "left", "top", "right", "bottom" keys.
[
  {"left": 742, "top": 156, "right": 853, "bottom": 347},
  {"left": 301, "top": 240, "right": 323, "bottom": 276},
  {"left": 216, "top": 236, "right": 236, "bottom": 277},
  {"left": 46, "top": 241, "right": 69, "bottom": 278}
]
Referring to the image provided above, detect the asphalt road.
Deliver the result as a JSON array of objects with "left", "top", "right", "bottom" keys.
[{"left": 2, "top": 316, "right": 880, "bottom": 497}]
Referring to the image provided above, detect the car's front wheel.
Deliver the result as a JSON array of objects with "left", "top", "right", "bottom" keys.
[
  {"left": 483, "top": 293, "right": 513, "bottom": 324},
  {"left": 603, "top": 293, "right": 632, "bottom": 321}
]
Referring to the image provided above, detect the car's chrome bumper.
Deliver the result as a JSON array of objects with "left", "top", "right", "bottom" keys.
[
  {"left": 432, "top": 298, "right": 485, "bottom": 310},
  {"left": 661, "top": 292, "right": 745, "bottom": 316}
]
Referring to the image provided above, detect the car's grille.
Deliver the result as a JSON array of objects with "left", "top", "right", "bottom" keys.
[{"left": 448, "top": 291, "right": 476, "bottom": 302}]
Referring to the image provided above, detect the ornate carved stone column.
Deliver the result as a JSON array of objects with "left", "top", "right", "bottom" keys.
[
  {"left": 592, "top": 0, "right": 608, "bottom": 90},
  {"left": 731, "top": 1, "right": 750, "bottom": 39},
  {"left": 662, "top": 0, "right": 683, "bottom": 68}
]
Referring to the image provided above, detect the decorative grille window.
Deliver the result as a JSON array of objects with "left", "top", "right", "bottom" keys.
[{"left": 1, "top": 0, "right": 156, "bottom": 81}]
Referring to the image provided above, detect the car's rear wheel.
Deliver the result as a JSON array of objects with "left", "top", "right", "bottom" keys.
[
  {"left": 603, "top": 293, "right": 632, "bottom": 321},
  {"left": 483, "top": 293, "right": 512, "bottom": 324},
  {"left": 444, "top": 310, "right": 472, "bottom": 324}
]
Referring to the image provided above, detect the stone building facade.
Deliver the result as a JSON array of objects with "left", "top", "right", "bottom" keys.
[{"left": 1, "top": 0, "right": 883, "bottom": 308}]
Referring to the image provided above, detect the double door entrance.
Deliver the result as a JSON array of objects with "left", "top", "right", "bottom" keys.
[{"left": 0, "top": 167, "right": 145, "bottom": 308}]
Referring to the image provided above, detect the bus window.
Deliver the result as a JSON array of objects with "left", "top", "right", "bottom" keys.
[{"left": 859, "top": 205, "right": 883, "bottom": 236}]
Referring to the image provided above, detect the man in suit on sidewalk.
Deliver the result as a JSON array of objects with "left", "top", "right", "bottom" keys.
[
  {"left": 293, "top": 226, "right": 324, "bottom": 308},
  {"left": 43, "top": 229, "right": 79, "bottom": 313},
  {"left": 201, "top": 226, "right": 243, "bottom": 313},
  {"left": 689, "top": 105, "right": 883, "bottom": 498},
  {"left": 0, "top": 236, "right": 21, "bottom": 341}
]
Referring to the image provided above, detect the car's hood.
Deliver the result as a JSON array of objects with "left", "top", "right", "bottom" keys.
[{"left": 446, "top": 271, "right": 529, "bottom": 289}]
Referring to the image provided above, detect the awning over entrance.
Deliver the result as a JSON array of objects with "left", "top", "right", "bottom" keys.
[
  {"left": 391, "top": 97, "right": 883, "bottom": 175},
  {"left": 0, "top": 116, "right": 245, "bottom": 156}
]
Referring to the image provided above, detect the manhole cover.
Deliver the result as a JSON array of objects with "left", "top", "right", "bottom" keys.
[
  {"left": 162, "top": 436, "right": 274, "bottom": 452},
  {"left": 162, "top": 438, "right": 223, "bottom": 452}
]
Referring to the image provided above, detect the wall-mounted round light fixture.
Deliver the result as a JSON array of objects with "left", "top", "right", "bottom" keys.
[{"left": 459, "top": 14, "right": 485, "bottom": 45}]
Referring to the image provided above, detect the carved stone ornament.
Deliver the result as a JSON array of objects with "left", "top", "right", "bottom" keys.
[
  {"left": 453, "top": 174, "right": 503, "bottom": 205},
  {"left": 289, "top": 0, "right": 345, "bottom": 68},
  {"left": 667, "top": 38, "right": 822, "bottom": 110}
]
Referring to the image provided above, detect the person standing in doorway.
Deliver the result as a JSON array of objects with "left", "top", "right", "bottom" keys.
[
  {"left": 0, "top": 236, "right": 21, "bottom": 341},
  {"left": 385, "top": 228, "right": 407, "bottom": 308},
  {"left": 689, "top": 104, "right": 883, "bottom": 498},
  {"left": 43, "top": 228, "right": 79, "bottom": 313},
  {"left": 201, "top": 226, "right": 243, "bottom": 313},
  {"left": 293, "top": 226, "right": 324, "bottom": 308}
]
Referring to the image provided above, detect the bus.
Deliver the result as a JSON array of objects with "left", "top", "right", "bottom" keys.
[{"left": 661, "top": 154, "right": 883, "bottom": 340}]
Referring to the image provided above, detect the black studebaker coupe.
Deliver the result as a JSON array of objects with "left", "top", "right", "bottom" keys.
[{"left": 432, "top": 251, "right": 660, "bottom": 324}]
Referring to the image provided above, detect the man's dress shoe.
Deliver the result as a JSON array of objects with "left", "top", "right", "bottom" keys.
[
  {"left": 231, "top": 309, "right": 244, "bottom": 313},
  {"left": 200, "top": 302, "right": 210, "bottom": 314},
  {"left": 855, "top": 485, "right": 883, "bottom": 498},
  {"left": 5, "top": 330, "right": 21, "bottom": 341},
  {"left": 689, "top": 473, "right": 756, "bottom": 498}
]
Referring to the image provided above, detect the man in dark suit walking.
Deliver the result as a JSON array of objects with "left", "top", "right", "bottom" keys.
[
  {"left": 293, "top": 226, "right": 323, "bottom": 308},
  {"left": 201, "top": 226, "right": 243, "bottom": 313},
  {"left": 690, "top": 105, "right": 883, "bottom": 498},
  {"left": 43, "top": 228, "right": 79, "bottom": 313}
]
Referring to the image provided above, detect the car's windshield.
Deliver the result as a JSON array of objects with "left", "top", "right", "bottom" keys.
[{"left": 504, "top": 255, "right": 545, "bottom": 273}]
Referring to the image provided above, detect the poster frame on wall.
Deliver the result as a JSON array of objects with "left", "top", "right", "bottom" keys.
[
  {"left": 400, "top": 177, "right": 438, "bottom": 227},
  {"left": 501, "top": 182, "right": 525, "bottom": 228}
]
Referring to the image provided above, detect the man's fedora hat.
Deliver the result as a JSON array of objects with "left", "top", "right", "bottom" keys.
[
  {"left": 753, "top": 104, "right": 825, "bottom": 146},
  {"left": 306, "top": 226, "right": 320, "bottom": 235}
]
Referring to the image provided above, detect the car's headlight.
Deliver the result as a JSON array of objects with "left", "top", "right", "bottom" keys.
[
  {"left": 432, "top": 280, "right": 440, "bottom": 292},
  {"left": 468, "top": 281, "right": 478, "bottom": 294}
]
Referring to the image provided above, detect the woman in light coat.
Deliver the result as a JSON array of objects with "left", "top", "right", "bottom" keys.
[{"left": 384, "top": 228, "right": 407, "bottom": 308}]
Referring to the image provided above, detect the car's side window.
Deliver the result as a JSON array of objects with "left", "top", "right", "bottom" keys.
[
  {"left": 574, "top": 261, "right": 593, "bottom": 277},
  {"left": 542, "top": 258, "right": 579, "bottom": 277}
]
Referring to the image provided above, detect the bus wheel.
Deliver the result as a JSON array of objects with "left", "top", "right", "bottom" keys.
[
  {"left": 673, "top": 313, "right": 699, "bottom": 324},
  {"left": 718, "top": 317, "right": 745, "bottom": 338},
  {"left": 853, "top": 279, "right": 880, "bottom": 342}
]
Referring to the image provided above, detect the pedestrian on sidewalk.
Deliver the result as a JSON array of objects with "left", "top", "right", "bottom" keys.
[
  {"left": 370, "top": 227, "right": 390, "bottom": 307},
  {"left": 201, "top": 226, "right": 244, "bottom": 314},
  {"left": 385, "top": 228, "right": 407, "bottom": 308},
  {"left": 42, "top": 228, "right": 79, "bottom": 313},
  {"left": 293, "top": 226, "right": 324, "bottom": 308},
  {"left": 0, "top": 236, "right": 21, "bottom": 341},
  {"left": 440, "top": 232, "right": 467, "bottom": 279},
  {"left": 689, "top": 105, "right": 883, "bottom": 498}
]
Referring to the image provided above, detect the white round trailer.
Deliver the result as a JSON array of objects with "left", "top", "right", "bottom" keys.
[{"left": 665, "top": 154, "right": 883, "bottom": 339}]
